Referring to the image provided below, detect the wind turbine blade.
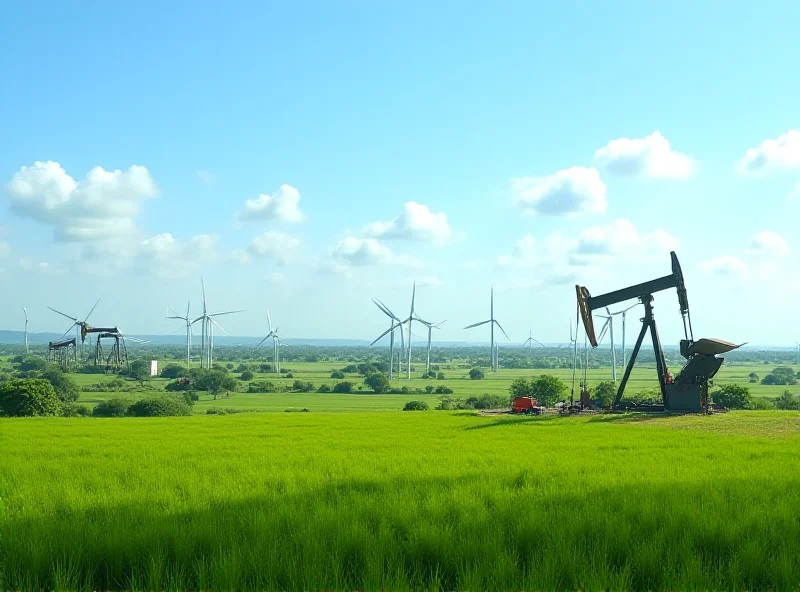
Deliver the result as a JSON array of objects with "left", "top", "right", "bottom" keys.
[
  {"left": 84, "top": 298, "right": 101, "bottom": 322},
  {"left": 191, "top": 316, "right": 205, "bottom": 325},
  {"left": 494, "top": 320, "right": 510, "bottom": 341},
  {"left": 597, "top": 318, "right": 610, "bottom": 343},
  {"left": 370, "top": 325, "right": 396, "bottom": 346},
  {"left": 463, "top": 319, "right": 491, "bottom": 330},
  {"left": 201, "top": 277, "right": 207, "bottom": 313},
  {"left": 166, "top": 315, "right": 186, "bottom": 320},
  {"left": 49, "top": 307, "right": 77, "bottom": 322},
  {"left": 23, "top": 307, "right": 27, "bottom": 322},
  {"left": 533, "top": 337, "right": 545, "bottom": 347},
  {"left": 434, "top": 320, "right": 446, "bottom": 328},
  {"left": 257, "top": 335, "right": 270, "bottom": 347},
  {"left": 186, "top": 301, "right": 191, "bottom": 318},
  {"left": 209, "top": 310, "right": 244, "bottom": 317},
  {"left": 267, "top": 309, "right": 273, "bottom": 332},
  {"left": 209, "top": 317, "right": 228, "bottom": 335},
  {"left": 170, "top": 326, "right": 185, "bottom": 335},
  {"left": 61, "top": 324, "right": 75, "bottom": 338},
  {"left": 375, "top": 298, "right": 399, "bottom": 320}
]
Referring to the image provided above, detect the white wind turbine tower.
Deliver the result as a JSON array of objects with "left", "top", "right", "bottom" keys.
[
  {"left": 192, "top": 278, "right": 242, "bottom": 369},
  {"left": 404, "top": 283, "right": 417, "bottom": 379},
  {"left": 416, "top": 317, "right": 446, "bottom": 375},
  {"left": 258, "top": 310, "right": 282, "bottom": 373},
  {"left": 370, "top": 298, "right": 405, "bottom": 380},
  {"left": 23, "top": 307, "right": 29, "bottom": 354},
  {"left": 166, "top": 302, "right": 193, "bottom": 367},
  {"left": 464, "top": 287, "right": 509, "bottom": 371},
  {"left": 522, "top": 330, "right": 544, "bottom": 349},
  {"left": 596, "top": 307, "right": 618, "bottom": 382},
  {"left": 611, "top": 303, "right": 639, "bottom": 371}
]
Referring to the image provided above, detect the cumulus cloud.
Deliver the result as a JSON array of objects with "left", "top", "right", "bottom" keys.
[
  {"left": 747, "top": 231, "right": 790, "bottom": 257},
  {"left": 364, "top": 201, "right": 452, "bottom": 243},
  {"left": 594, "top": 131, "right": 694, "bottom": 179},
  {"left": 246, "top": 231, "right": 302, "bottom": 265},
  {"left": 4, "top": 161, "right": 157, "bottom": 241},
  {"left": 496, "top": 235, "right": 538, "bottom": 268},
  {"left": 513, "top": 167, "right": 607, "bottom": 216},
  {"left": 18, "top": 256, "right": 66, "bottom": 276},
  {"left": 135, "top": 233, "right": 218, "bottom": 278},
  {"left": 330, "top": 237, "right": 421, "bottom": 268},
  {"left": 237, "top": 184, "right": 305, "bottom": 223},
  {"left": 570, "top": 219, "right": 678, "bottom": 264},
  {"left": 738, "top": 130, "right": 800, "bottom": 174},
  {"left": 414, "top": 275, "right": 444, "bottom": 287},
  {"left": 699, "top": 256, "right": 748, "bottom": 277}
]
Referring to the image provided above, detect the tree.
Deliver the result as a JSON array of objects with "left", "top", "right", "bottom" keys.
[
  {"left": 40, "top": 367, "right": 79, "bottom": 403},
  {"left": 436, "top": 372, "right": 446, "bottom": 380},
  {"left": 748, "top": 372, "right": 760, "bottom": 383},
  {"left": 762, "top": 367, "right": 797, "bottom": 386},
  {"left": 403, "top": 400, "right": 429, "bottom": 411},
  {"left": 161, "top": 364, "right": 188, "bottom": 379},
  {"left": 317, "top": 383, "right": 332, "bottom": 393},
  {"left": 240, "top": 371, "right": 254, "bottom": 381},
  {"left": 128, "top": 360, "right": 151, "bottom": 384},
  {"left": 364, "top": 373, "right": 391, "bottom": 394},
  {"left": 712, "top": 384, "right": 751, "bottom": 409},
  {"left": 92, "top": 397, "right": 131, "bottom": 417},
  {"left": 331, "top": 370, "right": 346, "bottom": 379},
  {"left": 434, "top": 385, "right": 453, "bottom": 394},
  {"left": 530, "top": 375, "right": 567, "bottom": 407},
  {"left": 0, "top": 379, "right": 62, "bottom": 417},
  {"left": 332, "top": 381, "right": 354, "bottom": 393},
  {"left": 469, "top": 368, "right": 485, "bottom": 380},
  {"left": 775, "top": 390, "right": 798, "bottom": 410},
  {"left": 18, "top": 356, "right": 48, "bottom": 373},
  {"left": 592, "top": 381, "right": 616, "bottom": 409},
  {"left": 509, "top": 377, "right": 533, "bottom": 399}
]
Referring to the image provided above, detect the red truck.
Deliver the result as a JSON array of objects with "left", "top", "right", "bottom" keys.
[{"left": 512, "top": 397, "right": 542, "bottom": 415}]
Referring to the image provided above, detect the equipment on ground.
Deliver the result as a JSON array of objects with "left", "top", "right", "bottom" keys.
[
  {"left": 48, "top": 338, "right": 77, "bottom": 372},
  {"left": 575, "top": 251, "right": 743, "bottom": 412},
  {"left": 512, "top": 397, "right": 542, "bottom": 415}
]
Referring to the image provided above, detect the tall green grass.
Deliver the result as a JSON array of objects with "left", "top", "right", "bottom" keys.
[{"left": 1, "top": 412, "right": 799, "bottom": 590}]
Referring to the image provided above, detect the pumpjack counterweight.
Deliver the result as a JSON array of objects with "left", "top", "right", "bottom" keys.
[{"left": 575, "top": 251, "right": 742, "bottom": 412}]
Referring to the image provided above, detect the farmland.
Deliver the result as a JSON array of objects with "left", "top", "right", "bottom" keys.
[{"left": 1, "top": 411, "right": 799, "bottom": 590}]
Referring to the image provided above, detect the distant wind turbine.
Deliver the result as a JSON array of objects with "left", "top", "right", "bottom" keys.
[
  {"left": 464, "top": 287, "right": 509, "bottom": 371},
  {"left": 23, "top": 307, "right": 29, "bottom": 354},
  {"left": 258, "top": 309, "right": 281, "bottom": 373},
  {"left": 48, "top": 298, "right": 101, "bottom": 359},
  {"left": 522, "top": 329, "right": 544, "bottom": 349},
  {"left": 167, "top": 302, "right": 193, "bottom": 367},
  {"left": 192, "top": 278, "right": 242, "bottom": 368},
  {"left": 370, "top": 298, "right": 405, "bottom": 380},
  {"left": 416, "top": 317, "right": 445, "bottom": 375}
]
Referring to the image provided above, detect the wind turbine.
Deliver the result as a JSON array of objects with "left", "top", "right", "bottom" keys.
[
  {"left": 370, "top": 298, "right": 405, "bottom": 380},
  {"left": 416, "top": 318, "right": 445, "bottom": 375},
  {"left": 48, "top": 298, "right": 101, "bottom": 360},
  {"left": 258, "top": 310, "right": 281, "bottom": 373},
  {"left": 522, "top": 330, "right": 544, "bottom": 349},
  {"left": 23, "top": 307, "right": 29, "bottom": 354},
  {"left": 192, "top": 278, "right": 242, "bottom": 368},
  {"left": 596, "top": 307, "right": 617, "bottom": 382},
  {"left": 167, "top": 302, "right": 193, "bottom": 367},
  {"left": 464, "top": 287, "right": 509, "bottom": 371},
  {"left": 611, "top": 303, "right": 639, "bottom": 370}
]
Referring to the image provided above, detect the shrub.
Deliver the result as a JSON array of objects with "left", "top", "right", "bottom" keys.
[
  {"left": 317, "top": 383, "right": 332, "bottom": 393},
  {"left": 436, "top": 397, "right": 463, "bottom": 410},
  {"left": 161, "top": 364, "right": 188, "bottom": 379},
  {"left": 748, "top": 372, "right": 759, "bottom": 383},
  {"left": 165, "top": 378, "right": 192, "bottom": 392},
  {"left": 332, "top": 381, "right": 354, "bottom": 393},
  {"left": 592, "top": 381, "right": 616, "bottom": 409},
  {"left": 18, "top": 357, "right": 48, "bottom": 373},
  {"left": 469, "top": 368, "right": 485, "bottom": 380},
  {"left": 240, "top": 371, "right": 254, "bottom": 381},
  {"left": 248, "top": 380, "right": 275, "bottom": 393},
  {"left": 62, "top": 403, "right": 90, "bottom": 417},
  {"left": 436, "top": 372, "right": 445, "bottom": 380},
  {"left": 127, "top": 395, "right": 193, "bottom": 417},
  {"left": 40, "top": 367, "right": 80, "bottom": 403},
  {"left": 341, "top": 365, "right": 358, "bottom": 374},
  {"left": 761, "top": 367, "right": 797, "bottom": 386},
  {"left": 748, "top": 397, "right": 775, "bottom": 410},
  {"left": 92, "top": 397, "right": 131, "bottom": 418},
  {"left": 403, "top": 400, "right": 429, "bottom": 411},
  {"left": 712, "top": 384, "right": 751, "bottom": 410},
  {"left": 292, "top": 380, "right": 315, "bottom": 393},
  {"left": 775, "top": 390, "right": 798, "bottom": 410},
  {"left": 425, "top": 385, "right": 434, "bottom": 394},
  {"left": 330, "top": 370, "right": 346, "bottom": 379},
  {"left": 509, "top": 375, "right": 567, "bottom": 407},
  {"left": 285, "top": 373, "right": 294, "bottom": 379},
  {"left": 434, "top": 385, "right": 453, "bottom": 395},
  {"left": 364, "top": 372, "right": 391, "bottom": 394},
  {"left": 465, "top": 393, "right": 507, "bottom": 409},
  {"left": 0, "top": 379, "right": 62, "bottom": 417}
]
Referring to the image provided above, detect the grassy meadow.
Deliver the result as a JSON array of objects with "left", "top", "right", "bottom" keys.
[
  {"left": 64, "top": 358, "right": 800, "bottom": 413},
  {"left": 1, "top": 411, "right": 799, "bottom": 590}
]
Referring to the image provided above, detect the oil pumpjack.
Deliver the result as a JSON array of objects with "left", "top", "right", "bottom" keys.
[{"left": 575, "top": 251, "right": 743, "bottom": 412}]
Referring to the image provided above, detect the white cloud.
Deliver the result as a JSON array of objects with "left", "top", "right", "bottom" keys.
[
  {"left": 788, "top": 181, "right": 800, "bottom": 201},
  {"left": 18, "top": 256, "right": 66, "bottom": 276},
  {"left": 570, "top": 219, "right": 678, "bottom": 265},
  {"left": 738, "top": 130, "right": 800, "bottom": 174},
  {"left": 699, "top": 256, "right": 748, "bottom": 277},
  {"left": 364, "top": 201, "right": 452, "bottom": 243},
  {"left": 246, "top": 231, "right": 302, "bottom": 265},
  {"left": 135, "top": 233, "right": 218, "bottom": 278},
  {"left": 461, "top": 258, "right": 485, "bottom": 269},
  {"left": 747, "top": 231, "right": 790, "bottom": 257},
  {"left": 265, "top": 272, "right": 287, "bottom": 284},
  {"left": 4, "top": 161, "right": 157, "bottom": 241},
  {"left": 414, "top": 275, "right": 444, "bottom": 287},
  {"left": 197, "top": 170, "right": 216, "bottom": 185},
  {"left": 237, "top": 184, "right": 305, "bottom": 223},
  {"left": 497, "top": 235, "right": 538, "bottom": 267},
  {"left": 513, "top": 167, "right": 607, "bottom": 216},
  {"left": 594, "top": 131, "right": 694, "bottom": 179},
  {"left": 330, "top": 237, "right": 421, "bottom": 267},
  {"left": 0, "top": 241, "right": 10, "bottom": 258}
]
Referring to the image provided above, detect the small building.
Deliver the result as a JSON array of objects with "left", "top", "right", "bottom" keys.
[{"left": 150, "top": 360, "right": 158, "bottom": 376}]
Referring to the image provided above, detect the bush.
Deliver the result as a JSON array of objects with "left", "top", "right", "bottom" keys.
[
  {"left": 292, "top": 380, "right": 315, "bottom": 393},
  {"left": 40, "top": 367, "right": 80, "bottom": 403},
  {"left": 127, "top": 395, "right": 193, "bottom": 417},
  {"left": 761, "top": 367, "right": 797, "bottom": 386},
  {"left": 161, "top": 364, "right": 188, "bottom": 379},
  {"left": 285, "top": 373, "right": 294, "bottom": 379},
  {"left": 403, "top": 400, "right": 429, "bottom": 411},
  {"left": 436, "top": 372, "right": 445, "bottom": 380},
  {"left": 330, "top": 370, "right": 346, "bottom": 379},
  {"left": 774, "top": 390, "right": 798, "bottom": 410},
  {"left": 509, "top": 375, "right": 567, "bottom": 407},
  {"left": 364, "top": 372, "right": 391, "bottom": 394},
  {"left": 748, "top": 372, "right": 759, "bottom": 383},
  {"left": 62, "top": 403, "right": 90, "bottom": 417},
  {"left": 0, "top": 379, "right": 62, "bottom": 417},
  {"left": 92, "top": 397, "right": 132, "bottom": 417},
  {"left": 240, "top": 370, "right": 254, "bottom": 381},
  {"left": 592, "top": 381, "right": 616, "bottom": 409},
  {"left": 748, "top": 397, "right": 775, "bottom": 410},
  {"left": 317, "top": 383, "right": 332, "bottom": 393},
  {"left": 18, "top": 357, "right": 48, "bottom": 373},
  {"left": 712, "top": 384, "right": 751, "bottom": 410},
  {"left": 165, "top": 378, "right": 192, "bottom": 391},
  {"left": 248, "top": 380, "right": 275, "bottom": 393},
  {"left": 332, "top": 381, "right": 354, "bottom": 393},
  {"left": 425, "top": 385, "right": 434, "bottom": 394},
  {"left": 465, "top": 393, "right": 507, "bottom": 409},
  {"left": 469, "top": 368, "right": 485, "bottom": 380},
  {"left": 436, "top": 396, "right": 462, "bottom": 410},
  {"left": 434, "top": 385, "right": 453, "bottom": 395}
]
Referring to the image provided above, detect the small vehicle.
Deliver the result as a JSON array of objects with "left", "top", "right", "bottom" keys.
[{"left": 512, "top": 397, "right": 542, "bottom": 415}]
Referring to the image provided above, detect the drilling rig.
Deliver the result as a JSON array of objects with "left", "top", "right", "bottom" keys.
[{"left": 575, "top": 251, "right": 742, "bottom": 412}]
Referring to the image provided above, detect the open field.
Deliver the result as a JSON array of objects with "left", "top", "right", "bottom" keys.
[
  {"left": 63, "top": 359, "right": 800, "bottom": 413},
  {"left": 1, "top": 411, "right": 799, "bottom": 590}
]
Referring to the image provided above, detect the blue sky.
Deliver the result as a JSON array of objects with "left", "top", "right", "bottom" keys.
[{"left": 1, "top": 1, "right": 799, "bottom": 345}]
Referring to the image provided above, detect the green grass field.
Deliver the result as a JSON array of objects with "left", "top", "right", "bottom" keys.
[
  {"left": 66, "top": 359, "right": 798, "bottom": 413},
  {"left": 1, "top": 411, "right": 799, "bottom": 590}
]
